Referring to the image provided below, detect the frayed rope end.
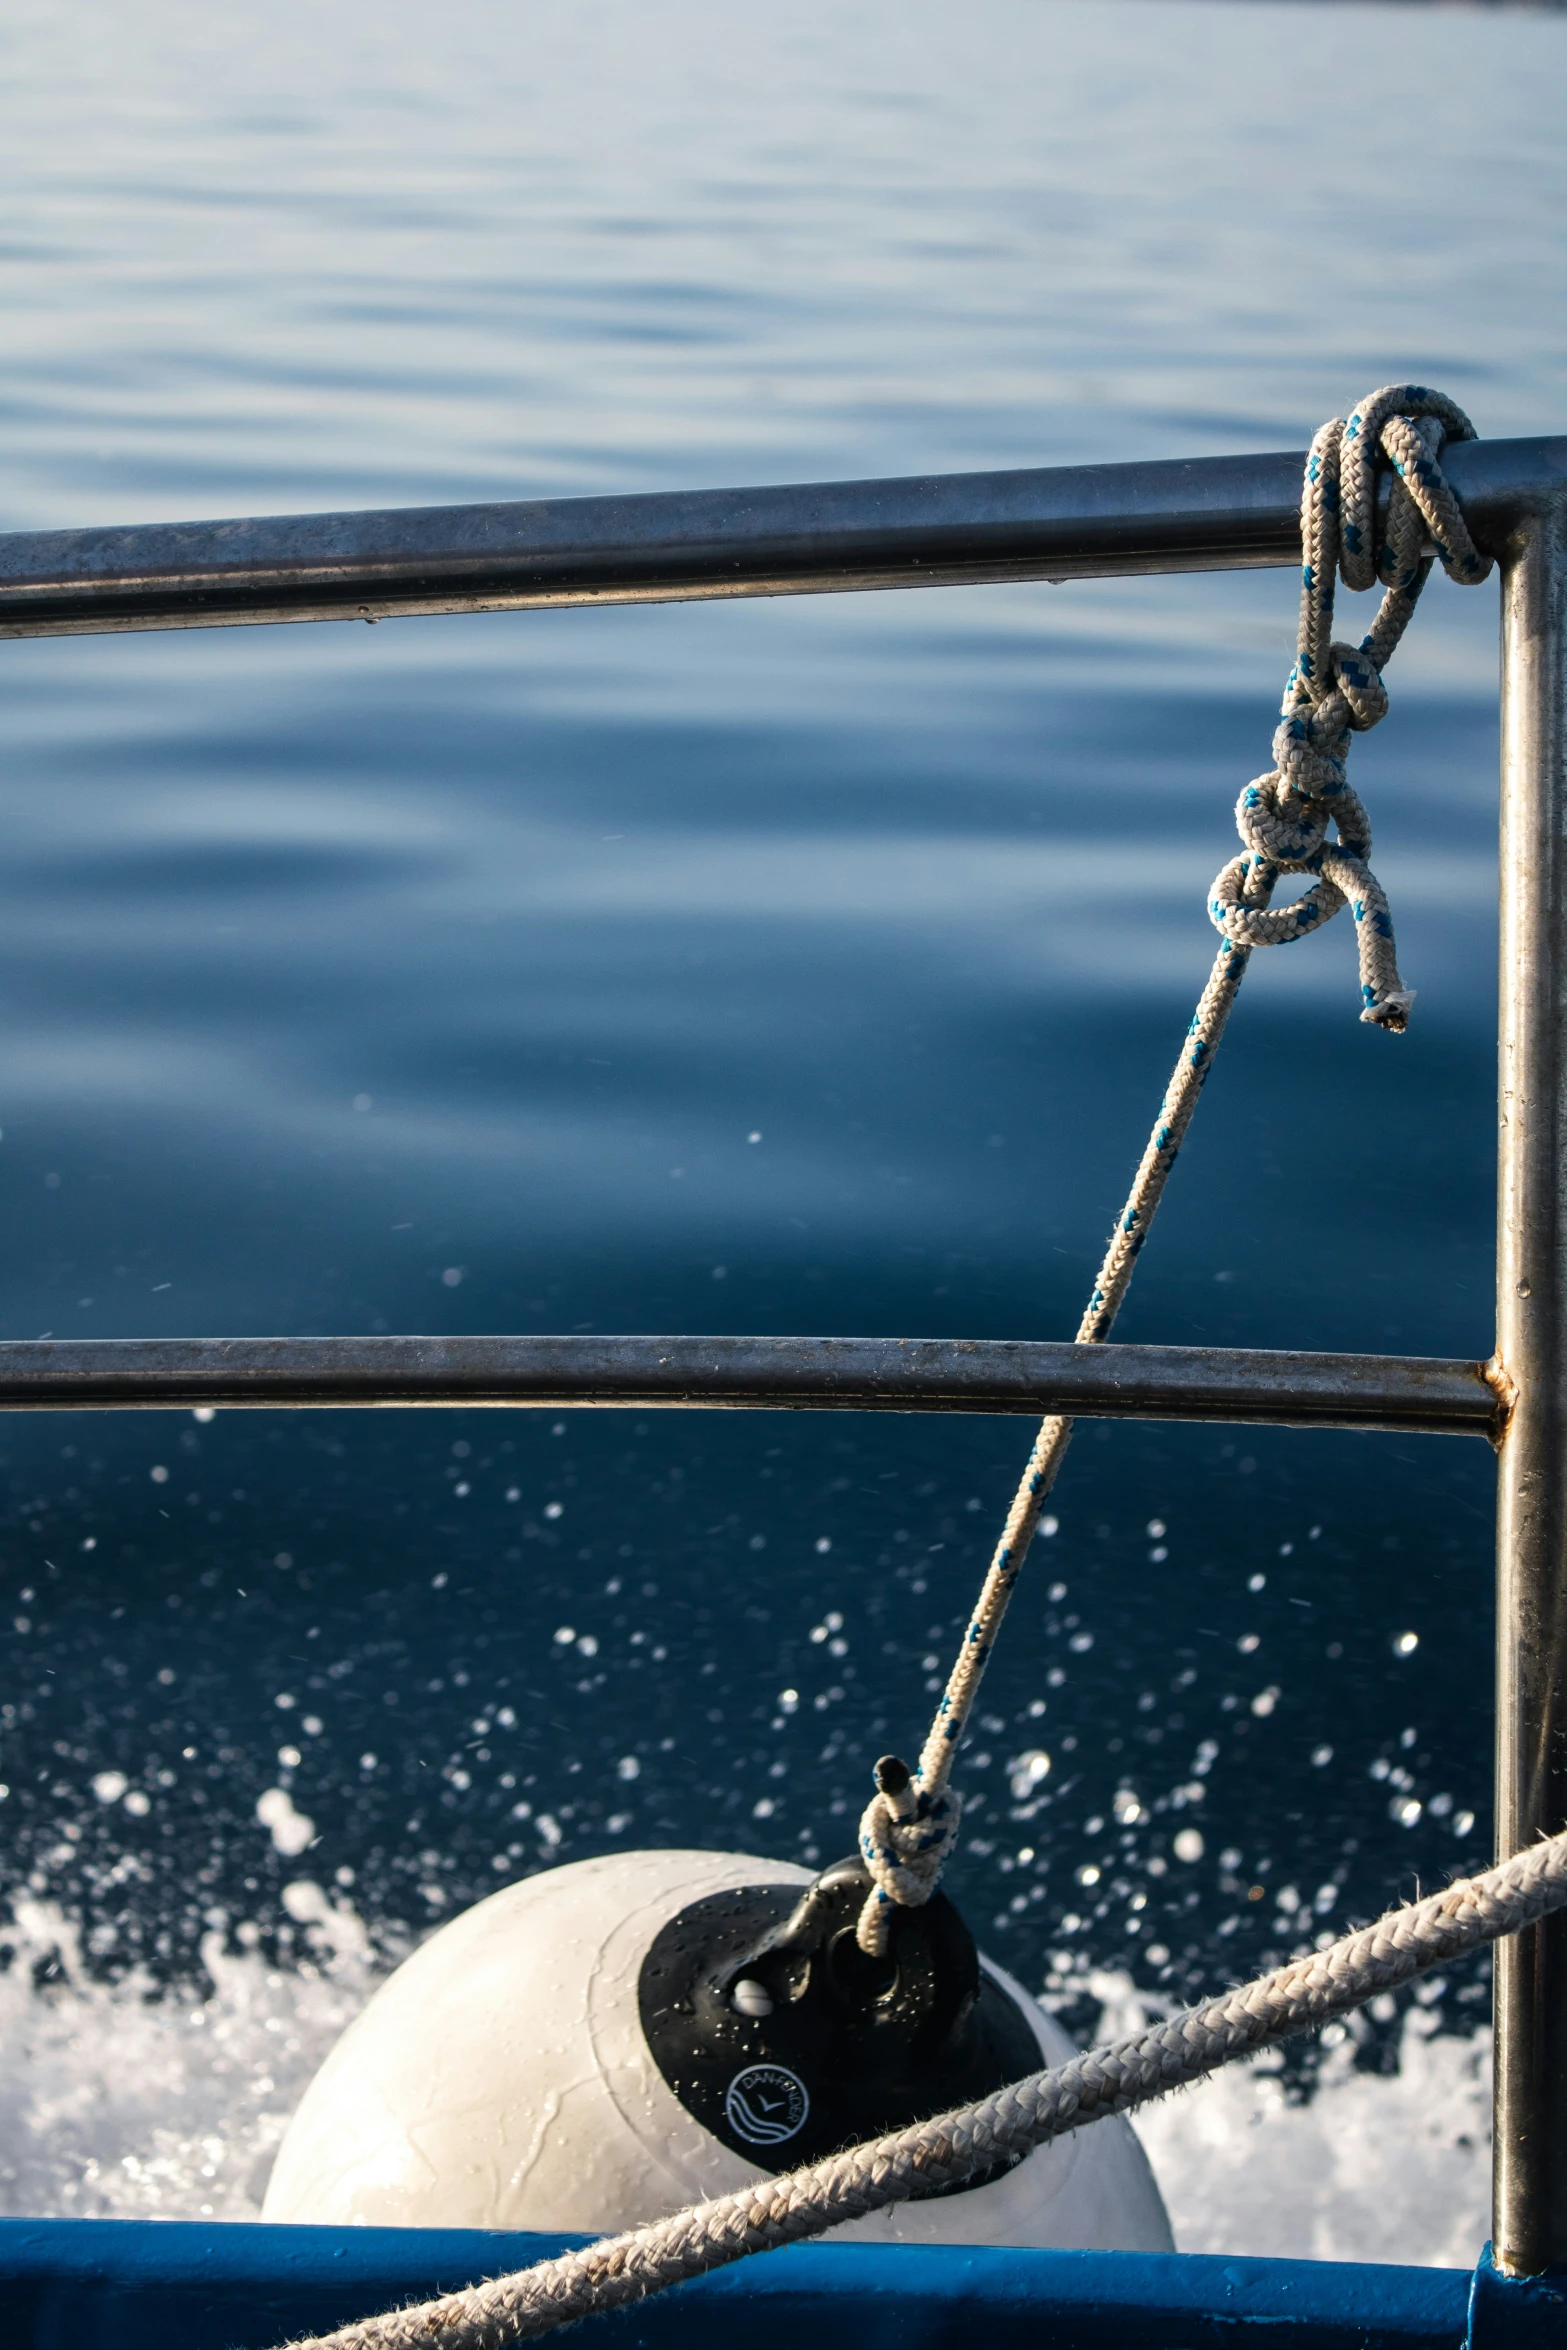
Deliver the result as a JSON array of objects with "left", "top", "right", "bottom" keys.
[{"left": 1362, "top": 988, "right": 1415, "bottom": 1033}]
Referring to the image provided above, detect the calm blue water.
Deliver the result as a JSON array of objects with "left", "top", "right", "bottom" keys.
[{"left": 0, "top": 0, "right": 1564, "bottom": 2063}]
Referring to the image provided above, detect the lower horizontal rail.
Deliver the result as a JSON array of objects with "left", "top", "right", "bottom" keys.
[{"left": 0, "top": 1334, "right": 1501, "bottom": 1435}]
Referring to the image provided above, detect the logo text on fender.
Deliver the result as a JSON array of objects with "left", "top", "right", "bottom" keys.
[{"left": 723, "top": 2063, "right": 809, "bottom": 2147}]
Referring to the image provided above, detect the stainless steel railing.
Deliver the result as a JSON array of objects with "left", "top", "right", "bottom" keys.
[
  {"left": 2, "top": 436, "right": 1562, "bottom": 634},
  {"left": 0, "top": 1332, "right": 1499, "bottom": 1432},
  {"left": 4, "top": 435, "right": 1566, "bottom": 2271}
]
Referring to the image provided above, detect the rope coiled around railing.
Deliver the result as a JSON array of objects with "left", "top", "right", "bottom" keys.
[
  {"left": 276, "top": 1826, "right": 1567, "bottom": 2350},
  {"left": 852, "top": 386, "right": 1494, "bottom": 1955}
]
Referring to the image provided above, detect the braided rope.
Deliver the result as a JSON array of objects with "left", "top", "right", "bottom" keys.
[
  {"left": 275, "top": 1827, "right": 1567, "bottom": 2350},
  {"left": 261, "top": 393, "right": 1501, "bottom": 2350},
  {"left": 1210, "top": 387, "right": 1488, "bottom": 1027},
  {"left": 853, "top": 387, "right": 1492, "bottom": 1955}
]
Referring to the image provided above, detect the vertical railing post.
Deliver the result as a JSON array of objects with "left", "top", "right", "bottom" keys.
[{"left": 1495, "top": 491, "right": 1567, "bottom": 2274}]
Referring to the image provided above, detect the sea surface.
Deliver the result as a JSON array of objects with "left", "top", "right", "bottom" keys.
[{"left": 0, "top": 0, "right": 1563, "bottom": 2262}]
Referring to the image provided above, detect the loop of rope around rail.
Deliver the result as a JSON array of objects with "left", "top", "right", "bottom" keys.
[
  {"left": 852, "top": 386, "right": 1492, "bottom": 1957},
  {"left": 277, "top": 1825, "right": 1567, "bottom": 2350}
]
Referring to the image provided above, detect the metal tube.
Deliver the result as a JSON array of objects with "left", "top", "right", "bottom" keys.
[
  {"left": 0, "top": 1331, "right": 1497, "bottom": 1433},
  {"left": 1, "top": 438, "right": 1561, "bottom": 640},
  {"left": 1495, "top": 490, "right": 1567, "bottom": 2272}
]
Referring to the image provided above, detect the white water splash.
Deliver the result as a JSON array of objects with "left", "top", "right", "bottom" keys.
[
  {"left": 0, "top": 1903, "right": 1489, "bottom": 2259},
  {"left": 1134, "top": 2016, "right": 1489, "bottom": 2267},
  {"left": 0, "top": 1891, "right": 388, "bottom": 2221},
  {"left": 1093, "top": 1965, "right": 1491, "bottom": 2267}
]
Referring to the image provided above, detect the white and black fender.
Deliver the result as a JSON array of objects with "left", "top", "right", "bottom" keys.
[{"left": 262, "top": 1847, "right": 1172, "bottom": 2249}]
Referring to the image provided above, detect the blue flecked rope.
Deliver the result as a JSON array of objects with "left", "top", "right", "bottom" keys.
[{"left": 855, "top": 386, "right": 1494, "bottom": 1956}]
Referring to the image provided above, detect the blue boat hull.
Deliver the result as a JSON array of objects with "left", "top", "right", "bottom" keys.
[{"left": 8, "top": 2220, "right": 1561, "bottom": 2350}]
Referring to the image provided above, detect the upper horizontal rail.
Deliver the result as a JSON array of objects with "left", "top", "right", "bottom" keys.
[
  {"left": 0, "top": 1332, "right": 1499, "bottom": 1435},
  {"left": 4, "top": 438, "right": 1563, "bottom": 640}
]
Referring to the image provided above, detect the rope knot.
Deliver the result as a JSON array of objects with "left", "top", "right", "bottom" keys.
[
  {"left": 1206, "top": 385, "right": 1490, "bottom": 1032},
  {"left": 1329, "top": 642, "right": 1388, "bottom": 732},
  {"left": 1271, "top": 712, "right": 1347, "bottom": 800},
  {"left": 1209, "top": 773, "right": 1399, "bottom": 1021},
  {"left": 854, "top": 1752, "right": 962, "bottom": 1955}
]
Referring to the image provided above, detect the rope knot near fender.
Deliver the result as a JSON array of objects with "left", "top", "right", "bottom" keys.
[
  {"left": 1209, "top": 385, "right": 1491, "bottom": 1032},
  {"left": 853, "top": 387, "right": 1493, "bottom": 1958},
  {"left": 856, "top": 1754, "right": 960, "bottom": 1951}
]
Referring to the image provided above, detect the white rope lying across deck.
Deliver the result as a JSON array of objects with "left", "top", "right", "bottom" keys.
[
  {"left": 278, "top": 1826, "right": 1567, "bottom": 2350},
  {"left": 853, "top": 386, "right": 1493, "bottom": 1956}
]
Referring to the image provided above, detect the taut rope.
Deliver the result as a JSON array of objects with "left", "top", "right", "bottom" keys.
[
  {"left": 277, "top": 1824, "right": 1567, "bottom": 2350},
  {"left": 264, "top": 391, "right": 1503, "bottom": 2350},
  {"left": 853, "top": 386, "right": 1493, "bottom": 1955}
]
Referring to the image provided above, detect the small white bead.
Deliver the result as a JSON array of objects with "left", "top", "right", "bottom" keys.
[{"left": 732, "top": 1978, "right": 774, "bottom": 2018}]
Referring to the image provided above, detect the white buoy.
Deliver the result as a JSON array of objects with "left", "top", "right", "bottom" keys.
[{"left": 262, "top": 1847, "right": 1171, "bottom": 2249}]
